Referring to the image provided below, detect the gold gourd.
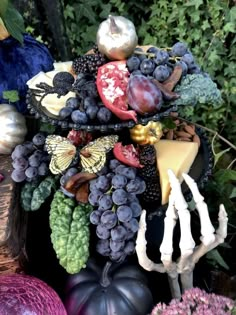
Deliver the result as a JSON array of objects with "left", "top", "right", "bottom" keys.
[
  {"left": 96, "top": 15, "right": 138, "bottom": 60},
  {"left": 0, "top": 104, "right": 27, "bottom": 154},
  {"left": 130, "top": 121, "right": 163, "bottom": 146}
]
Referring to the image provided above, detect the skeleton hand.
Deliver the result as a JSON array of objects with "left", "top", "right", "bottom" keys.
[{"left": 135, "top": 169, "right": 228, "bottom": 299}]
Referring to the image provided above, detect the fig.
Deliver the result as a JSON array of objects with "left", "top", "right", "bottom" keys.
[{"left": 127, "top": 75, "right": 162, "bottom": 115}]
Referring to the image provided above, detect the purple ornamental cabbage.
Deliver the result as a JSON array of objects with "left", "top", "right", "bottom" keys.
[{"left": 151, "top": 287, "right": 235, "bottom": 315}]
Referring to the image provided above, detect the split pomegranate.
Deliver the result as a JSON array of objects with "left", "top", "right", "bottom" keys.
[
  {"left": 96, "top": 61, "right": 137, "bottom": 122},
  {"left": 113, "top": 142, "right": 144, "bottom": 168}
]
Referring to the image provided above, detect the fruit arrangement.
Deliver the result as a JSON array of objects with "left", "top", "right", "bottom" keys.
[{"left": 5, "top": 14, "right": 220, "bottom": 315}]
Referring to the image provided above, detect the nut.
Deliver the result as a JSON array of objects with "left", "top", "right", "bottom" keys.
[
  {"left": 175, "top": 131, "right": 192, "bottom": 138},
  {"left": 166, "top": 129, "right": 174, "bottom": 140},
  {"left": 184, "top": 125, "right": 196, "bottom": 136}
]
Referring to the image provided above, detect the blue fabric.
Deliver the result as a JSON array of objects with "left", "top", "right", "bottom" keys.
[{"left": 0, "top": 34, "right": 54, "bottom": 113}]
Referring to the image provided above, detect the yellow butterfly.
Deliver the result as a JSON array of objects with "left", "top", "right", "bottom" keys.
[
  {"left": 80, "top": 135, "right": 118, "bottom": 174},
  {"left": 45, "top": 135, "right": 76, "bottom": 174}
]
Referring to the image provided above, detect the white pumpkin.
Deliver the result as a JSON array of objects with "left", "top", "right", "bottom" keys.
[{"left": 0, "top": 104, "right": 27, "bottom": 154}]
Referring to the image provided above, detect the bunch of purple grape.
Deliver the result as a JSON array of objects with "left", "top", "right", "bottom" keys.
[
  {"left": 11, "top": 133, "right": 49, "bottom": 183},
  {"left": 59, "top": 74, "right": 113, "bottom": 125},
  {"left": 126, "top": 41, "right": 201, "bottom": 82},
  {"left": 89, "top": 159, "right": 146, "bottom": 262}
]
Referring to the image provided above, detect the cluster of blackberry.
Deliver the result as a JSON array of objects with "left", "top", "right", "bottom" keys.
[
  {"left": 72, "top": 45, "right": 107, "bottom": 75},
  {"left": 138, "top": 145, "right": 161, "bottom": 203}
]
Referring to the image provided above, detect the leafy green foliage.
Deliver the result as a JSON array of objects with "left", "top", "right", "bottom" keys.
[
  {"left": 0, "top": 1, "right": 25, "bottom": 44},
  {"left": 2, "top": 90, "right": 20, "bottom": 103},
  {"left": 171, "top": 74, "right": 222, "bottom": 107}
]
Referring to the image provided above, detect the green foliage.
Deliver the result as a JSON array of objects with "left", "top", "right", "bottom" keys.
[
  {"left": 0, "top": 1, "right": 25, "bottom": 44},
  {"left": 171, "top": 74, "right": 222, "bottom": 107},
  {"left": 2, "top": 90, "right": 19, "bottom": 103}
]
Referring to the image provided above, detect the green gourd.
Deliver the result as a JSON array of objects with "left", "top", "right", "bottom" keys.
[{"left": 49, "top": 191, "right": 92, "bottom": 274}]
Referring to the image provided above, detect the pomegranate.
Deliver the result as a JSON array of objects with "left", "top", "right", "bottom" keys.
[
  {"left": 113, "top": 142, "right": 144, "bottom": 168},
  {"left": 127, "top": 75, "right": 163, "bottom": 115},
  {"left": 96, "top": 61, "right": 137, "bottom": 122}
]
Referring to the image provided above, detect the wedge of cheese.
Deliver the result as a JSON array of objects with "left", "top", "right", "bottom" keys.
[{"left": 154, "top": 140, "right": 199, "bottom": 205}]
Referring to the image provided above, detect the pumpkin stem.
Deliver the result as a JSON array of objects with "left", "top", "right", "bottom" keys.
[
  {"left": 109, "top": 15, "right": 120, "bottom": 35},
  {"left": 100, "top": 261, "right": 112, "bottom": 287}
]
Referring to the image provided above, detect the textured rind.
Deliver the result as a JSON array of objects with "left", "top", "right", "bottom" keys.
[
  {"left": 0, "top": 274, "right": 66, "bottom": 315},
  {"left": 50, "top": 191, "right": 92, "bottom": 274}
]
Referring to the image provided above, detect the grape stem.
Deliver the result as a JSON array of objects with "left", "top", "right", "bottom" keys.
[
  {"left": 178, "top": 117, "right": 236, "bottom": 151},
  {"left": 100, "top": 261, "right": 113, "bottom": 287}
]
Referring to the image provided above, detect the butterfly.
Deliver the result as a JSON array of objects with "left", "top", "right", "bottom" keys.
[
  {"left": 80, "top": 135, "right": 119, "bottom": 173},
  {"left": 45, "top": 135, "right": 76, "bottom": 174}
]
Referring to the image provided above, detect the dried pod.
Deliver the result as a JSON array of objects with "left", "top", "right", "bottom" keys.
[
  {"left": 175, "top": 131, "right": 192, "bottom": 138},
  {"left": 184, "top": 125, "right": 196, "bottom": 136},
  {"left": 65, "top": 172, "right": 97, "bottom": 194}
]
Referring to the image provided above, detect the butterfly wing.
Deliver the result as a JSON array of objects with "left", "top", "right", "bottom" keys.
[
  {"left": 80, "top": 146, "right": 106, "bottom": 174},
  {"left": 94, "top": 135, "right": 119, "bottom": 152},
  {"left": 46, "top": 135, "right": 76, "bottom": 174}
]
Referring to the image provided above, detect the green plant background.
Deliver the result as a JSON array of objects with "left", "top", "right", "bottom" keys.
[{"left": 13, "top": 0, "right": 236, "bottom": 276}]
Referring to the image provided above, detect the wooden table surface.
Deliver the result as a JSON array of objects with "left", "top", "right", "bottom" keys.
[{"left": 0, "top": 154, "right": 21, "bottom": 274}]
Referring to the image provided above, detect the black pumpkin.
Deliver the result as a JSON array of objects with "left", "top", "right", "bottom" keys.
[{"left": 64, "top": 260, "right": 153, "bottom": 315}]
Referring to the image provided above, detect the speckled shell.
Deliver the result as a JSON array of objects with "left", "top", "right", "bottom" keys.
[{"left": 0, "top": 104, "right": 27, "bottom": 154}]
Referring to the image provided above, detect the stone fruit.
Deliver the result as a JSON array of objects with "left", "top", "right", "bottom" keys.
[{"left": 127, "top": 75, "right": 163, "bottom": 115}]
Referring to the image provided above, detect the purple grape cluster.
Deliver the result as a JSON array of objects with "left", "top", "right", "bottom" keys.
[
  {"left": 126, "top": 41, "right": 201, "bottom": 82},
  {"left": 89, "top": 159, "right": 146, "bottom": 262},
  {"left": 11, "top": 133, "right": 49, "bottom": 183},
  {"left": 59, "top": 74, "right": 113, "bottom": 125}
]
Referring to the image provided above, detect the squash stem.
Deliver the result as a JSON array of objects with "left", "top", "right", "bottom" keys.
[
  {"left": 109, "top": 15, "right": 120, "bottom": 34},
  {"left": 100, "top": 261, "right": 112, "bottom": 287}
]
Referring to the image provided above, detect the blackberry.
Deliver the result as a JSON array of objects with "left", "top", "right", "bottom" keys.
[
  {"left": 72, "top": 50, "right": 107, "bottom": 75},
  {"left": 139, "top": 145, "right": 156, "bottom": 165},
  {"left": 139, "top": 164, "right": 157, "bottom": 180},
  {"left": 142, "top": 178, "right": 161, "bottom": 203}
]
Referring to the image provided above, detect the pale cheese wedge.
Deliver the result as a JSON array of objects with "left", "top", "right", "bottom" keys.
[
  {"left": 154, "top": 140, "right": 199, "bottom": 205},
  {"left": 53, "top": 61, "right": 73, "bottom": 72}
]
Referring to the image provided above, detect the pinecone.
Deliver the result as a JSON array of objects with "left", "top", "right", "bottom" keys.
[
  {"left": 142, "top": 177, "right": 161, "bottom": 203},
  {"left": 139, "top": 145, "right": 156, "bottom": 165}
]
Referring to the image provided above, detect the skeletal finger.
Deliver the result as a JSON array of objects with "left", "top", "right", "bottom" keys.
[
  {"left": 215, "top": 204, "right": 228, "bottom": 243},
  {"left": 167, "top": 169, "right": 188, "bottom": 211},
  {"left": 182, "top": 172, "right": 215, "bottom": 246},
  {"left": 182, "top": 172, "right": 204, "bottom": 204}
]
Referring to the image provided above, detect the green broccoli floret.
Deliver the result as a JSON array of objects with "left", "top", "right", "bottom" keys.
[{"left": 170, "top": 73, "right": 222, "bottom": 107}]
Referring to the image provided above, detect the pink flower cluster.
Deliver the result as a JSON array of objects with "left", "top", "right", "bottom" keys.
[{"left": 151, "top": 288, "right": 235, "bottom": 315}]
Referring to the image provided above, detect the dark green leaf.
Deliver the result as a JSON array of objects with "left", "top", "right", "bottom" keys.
[
  {"left": 214, "top": 169, "right": 236, "bottom": 184},
  {"left": 161, "top": 117, "right": 176, "bottom": 129},
  {"left": 0, "top": 0, "right": 8, "bottom": 17},
  {"left": 39, "top": 122, "right": 56, "bottom": 134},
  {"left": 3, "top": 90, "right": 19, "bottom": 102},
  {"left": 229, "top": 187, "right": 236, "bottom": 199},
  {"left": 206, "top": 249, "right": 230, "bottom": 270},
  {"left": 213, "top": 148, "right": 231, "bottom": 166},
  {"left": 2, "top": 3, "right": 25, "bottom": 44}
]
